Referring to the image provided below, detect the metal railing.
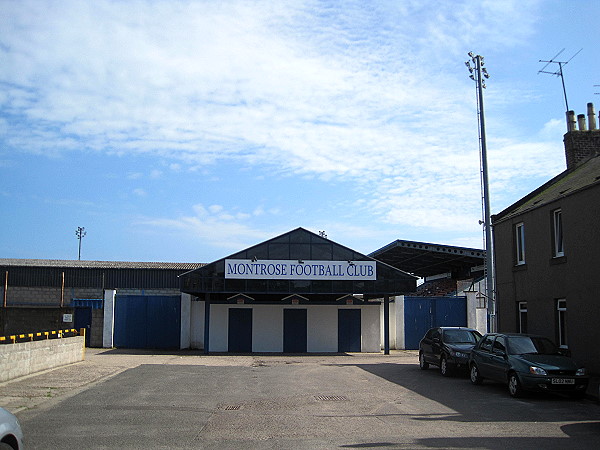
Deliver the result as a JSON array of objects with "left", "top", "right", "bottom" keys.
[{"left": 0, "top": 328, "right": 85, "bottom": 344}]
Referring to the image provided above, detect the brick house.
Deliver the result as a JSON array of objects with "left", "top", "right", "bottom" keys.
[{"left": 492, "top": 103, "right": 600, "bottom": 373}]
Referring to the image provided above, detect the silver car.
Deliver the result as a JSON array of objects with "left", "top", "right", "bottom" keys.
[{"left": 0, "top": 407, "right": 23, "bottom": 450}]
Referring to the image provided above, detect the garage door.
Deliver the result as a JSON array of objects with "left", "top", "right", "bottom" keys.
[{"left": 114, "top": 295, "right": 181, "bottom": 349}]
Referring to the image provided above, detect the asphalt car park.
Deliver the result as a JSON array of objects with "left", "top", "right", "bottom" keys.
[{"left": 2, "top": 349, "right": 600, "bottom": 449}]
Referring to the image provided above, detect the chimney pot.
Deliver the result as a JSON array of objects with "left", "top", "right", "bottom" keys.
[
  {"left": 577, "top": 114, "right": 587, "bottom": 131},
  {"left": 567, "top": 110, "right": 577, "bottom": 131},
  {"left": 588, "top": 103, "right": 597, "bottom": 130}
]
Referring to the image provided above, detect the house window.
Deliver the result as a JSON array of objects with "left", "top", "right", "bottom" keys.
[
  {"left": 518, "top": 302, "right": 528, "bottom": 333},
  {"left": 557, "top": 299, "right": 567, "bottom": 347},
  {"left": 515, "top": 222, "right": 526, "bottom": 265},
  {"left": 553, "top": 209, "right": 564, "bottom": 257}
]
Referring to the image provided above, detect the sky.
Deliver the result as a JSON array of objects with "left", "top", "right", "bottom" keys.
[{"left": 1, "top": 0, "right": 599, "bottom": 263}]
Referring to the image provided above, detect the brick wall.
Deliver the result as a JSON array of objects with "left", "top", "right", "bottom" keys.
[
  {"left": 3, "top": 286, "right": 180, "bottom": 306},
  {"left": 0, "top": 307, "right": 75, "bottom": 335},
  {"left": 564, "top": 130, "right": 600, "bottom": 169}
]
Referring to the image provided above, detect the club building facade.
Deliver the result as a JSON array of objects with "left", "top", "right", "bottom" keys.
[{"left": 178, "top": 228, "right": 417, "bottom": 353}]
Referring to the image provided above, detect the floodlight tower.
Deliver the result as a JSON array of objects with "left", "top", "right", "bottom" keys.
[
  {"left": 465, "top": 52, "right": 496, "bottom": 332},
  {"left": 75, "top": 226, "right": 86, "bottom": 260}
]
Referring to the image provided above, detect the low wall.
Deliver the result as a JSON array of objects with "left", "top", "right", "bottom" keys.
[{"left": 0, "top": 336, "right": 85, "bottom": 383}]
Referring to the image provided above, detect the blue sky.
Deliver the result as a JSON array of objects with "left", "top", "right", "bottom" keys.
[{"left": 1, "top": 0, "right": 599, "bottom": 263}]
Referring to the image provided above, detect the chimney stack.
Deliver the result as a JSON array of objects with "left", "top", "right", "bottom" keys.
[{"left": 563, "top": 102, "right": 600, "bottom": 169}]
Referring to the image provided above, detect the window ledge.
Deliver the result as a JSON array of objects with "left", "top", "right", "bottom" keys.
[
  {"left": 550, "top": 255, "right": 567, "bottom": 265},
  {"left": 513, "top": 263, "right": 527, "bottom": 272}
]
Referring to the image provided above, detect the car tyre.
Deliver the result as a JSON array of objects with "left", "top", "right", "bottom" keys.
[
  {"left": 419, "top": 352, "right": 429, "bottom": 370},
  {"left": 508, "top": 372, "right": 524, "bottom": 398},
  {"left": 0, "top": 442, "right": 16, "bottom": 450},
  {"left": 470, "top": 363, "right": 483, "bottom": 385},
  {"left": 440, "top": 355, "right": 451, "bottom": 377}
]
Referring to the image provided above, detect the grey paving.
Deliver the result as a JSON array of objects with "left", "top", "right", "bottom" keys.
[{"left": 2, "top": 349, "right": 600, "bottom": 449}]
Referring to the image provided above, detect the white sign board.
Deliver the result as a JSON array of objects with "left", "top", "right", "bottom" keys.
[
  {"left": 63, "top": 314, "right": 73, "bottom": 323},
  {"left": 225, "top": 259, "right": 376, "bottom": 280}
]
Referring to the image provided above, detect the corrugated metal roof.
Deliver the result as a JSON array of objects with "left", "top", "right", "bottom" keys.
[
  {"left": 493, "top": 155, "right": 600, "bottom": 223},
  {"left": 0, "top": 259, "right": 205, "bottom": 270},
  {"left": 369, "top": 239, "right": 485, "bottom": 278}
]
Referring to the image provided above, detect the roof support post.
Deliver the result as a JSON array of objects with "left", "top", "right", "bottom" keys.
[
  {"left": 203, "top": 293, "right": 211, "bottom": 355},
  {"left": 384, "top": 294, "right": 390, "bottom": 355}
]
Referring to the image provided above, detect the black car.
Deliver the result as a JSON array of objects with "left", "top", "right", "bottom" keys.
[
  {"left": 469, "top": 333, "right": 589, "bottom": 398},
  {"left": 419, "top": 327, "right": 482, "bottom": 376}
]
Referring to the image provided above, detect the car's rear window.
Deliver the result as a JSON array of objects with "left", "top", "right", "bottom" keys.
[{"left": 444, "top": 329, "right": 480, "bottom": 344}]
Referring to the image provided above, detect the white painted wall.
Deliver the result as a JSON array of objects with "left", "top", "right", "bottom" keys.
[
  {"left": 360, "top": 306, "right": 381, "bottom": 352},
  {"left": 183, "top": 302, "right": 382, "bottom": 353},
  {"left": 254, "top": 305, "right": 283, "bottom": 352},
  {"left": 190, "top": 300, "right": 205, "bottom": 349},
  {"left": 209, "top": 304, "right": 231, "bottom": 352},
  {"left": 395, "top": 296, "right": 405, "bottom": 350},
  {"left": 308, "top": 306, "right": 338, "bottom": 352},
  {"left": 102, "top": 289, "right": 116, "bottom": 348},
  {"left": 180, "top": 294, "right": 191, "bottom": 349}
]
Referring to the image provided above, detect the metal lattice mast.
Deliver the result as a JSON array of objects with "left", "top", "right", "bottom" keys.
[
  {"left": 75, "top": 226, "right": 86, "bottom": 260},
  {"left": 466, "top": 52, "right": 495, "bottom": 332}
]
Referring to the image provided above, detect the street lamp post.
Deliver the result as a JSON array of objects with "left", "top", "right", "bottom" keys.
[
  {"left": 466, "top": 52, "right": 496, "bottom": 332},
  {"left": 75, "top": 226, "right": 86, "bottom": 261}
]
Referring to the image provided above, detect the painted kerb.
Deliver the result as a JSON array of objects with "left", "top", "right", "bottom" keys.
[{"left": 0, "top": 336, "right": 85, "bottom": 383}]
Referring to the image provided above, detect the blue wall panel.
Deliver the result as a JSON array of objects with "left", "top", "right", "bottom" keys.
[
  {"left": 404, "top": 296, "right": 467, "bottom": 349},
  {"left": 114, "top": 295, "right": 180, "bottom": 349}
]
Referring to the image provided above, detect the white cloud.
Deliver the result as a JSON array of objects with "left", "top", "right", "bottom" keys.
[{"left": 0, "top": 0, "right": 563, "bottom": 251}]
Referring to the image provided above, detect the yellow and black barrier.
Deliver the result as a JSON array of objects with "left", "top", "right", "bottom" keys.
[{"left": 0, "top": 328, "right": 85, "bottom": 345}]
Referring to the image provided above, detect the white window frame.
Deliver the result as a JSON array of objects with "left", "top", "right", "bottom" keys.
[
  {"left": 515, "top": 222, "right": 526, "bottom": 265},
  {"left": 557, "top": 299, "right": 567, "bottom": 347},
  {"left": 553, "top": 209, "right": 564, "bottom": 257},
  {"left": 518, "top": 301, "right": 528, "bottom": 334}
]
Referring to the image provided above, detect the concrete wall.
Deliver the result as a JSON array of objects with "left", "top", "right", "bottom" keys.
[
  {"left": 0, "top": 336, "right": 85, "bottom": 383},
  {"left": 189, "top": 303, "right": 381, "bottom": 353}
]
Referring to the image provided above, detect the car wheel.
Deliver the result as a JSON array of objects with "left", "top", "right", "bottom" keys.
[
  {"left": 0, "top": 442, "right": 16, "bottom": 450},
  {"left": 440, "top": 355, "right": 451, "bottom": 377},
  {"left": 419, "top": 352, "right": 429, "bottom": 370},
  {"left": 470, "top": 363, "right": 483, "bottom": 385},
  {"left": 508, "top": 372, "right": 523, "bottom": 398}
]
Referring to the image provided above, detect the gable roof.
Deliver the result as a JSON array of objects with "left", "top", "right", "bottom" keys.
[
  {"left": 180, "top": 227, "right": 417, "bottom": 301},
  {"left": 492, "top": 155, "right": 600, "bottom": 223}
]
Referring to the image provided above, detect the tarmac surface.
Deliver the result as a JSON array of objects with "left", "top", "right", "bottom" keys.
[{"left": 2, "top": 348, "right": 600, "bottom": 449}]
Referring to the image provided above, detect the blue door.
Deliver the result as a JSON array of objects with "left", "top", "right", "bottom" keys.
[
  {"left": 74, "top": 307, "right": 92, "bottom": 347},
  {"left": 338, "top": 309, "right": 361, "bottom": 352},
  {"left": 228, "top": 308, "right": 252, "bottom": 352},
  {"left": 404, "top": 296, "right": 467, "bottom": 349},
  {"left": 284, "top": 309, "right": 307, "bottom": 353},
  {"left": 114, "top": 295, "right": 181, "bottom": 349}
]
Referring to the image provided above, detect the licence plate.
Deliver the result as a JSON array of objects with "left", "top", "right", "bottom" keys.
[{"left": 552, "top": 378, "right": 575, "bottom": 385}]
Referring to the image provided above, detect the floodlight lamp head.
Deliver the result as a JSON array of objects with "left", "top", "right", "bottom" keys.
[
  {"left": 469, "top": 74, "right": 475, "bottom": 81},
  {"left": 468, "top": 51, "right": 474, "bottom": 58}
]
